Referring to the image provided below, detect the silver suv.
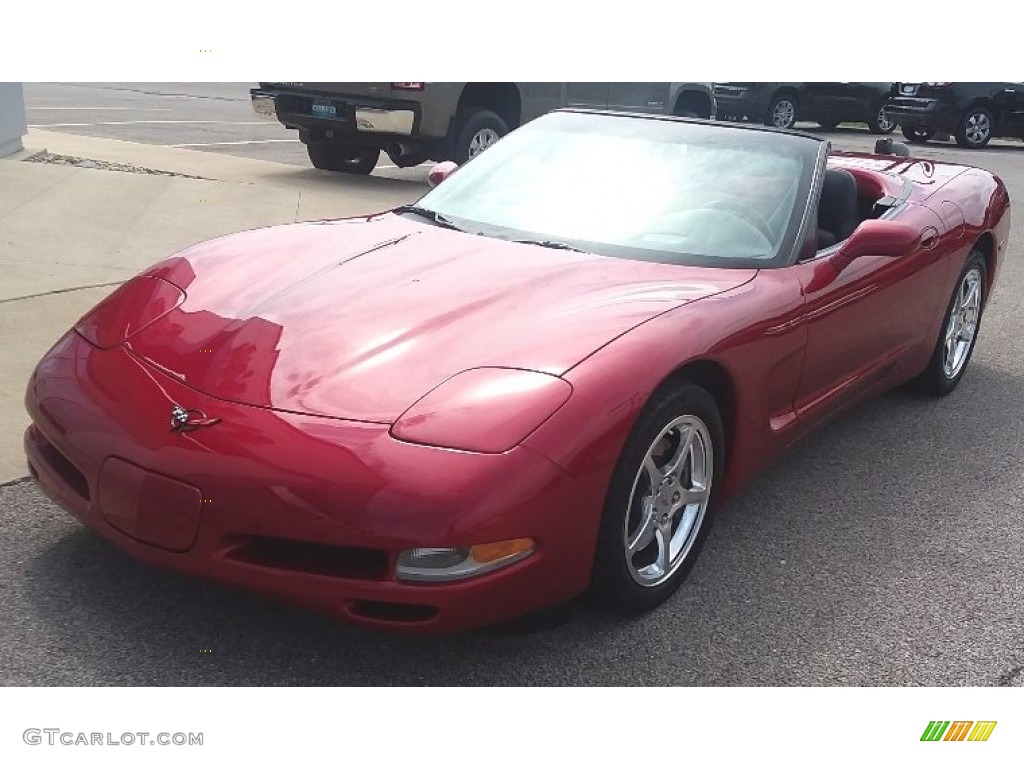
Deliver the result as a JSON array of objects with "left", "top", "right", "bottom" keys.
[{"left": 251, "top": 82, "right": 716, "bottom": 174}]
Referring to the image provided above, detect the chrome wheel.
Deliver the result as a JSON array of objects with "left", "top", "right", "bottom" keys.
[
  {"left": 771, "top": 99, "right": 796, "bottom": 128},
  {"left": 942, "top": 267, "right": 983, "bottom": 379},
  {"left": 876, "top": 106, "right": 895, "bottom": 133},
  {"left": 964, "top": 111, "right": 991, "bottom": 145},
  {"left": 623, "top": 415, "right": 713, "bottom": 587},
  {"left": 467, "top": 127, "right": 500, "bottom": 158}
]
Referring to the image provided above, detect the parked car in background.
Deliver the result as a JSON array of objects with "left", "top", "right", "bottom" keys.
[
  {"left": 251, "top": 82, "right": 716, "bottom": 174},
  {"left": 714, "top": 83, "right": 897, "bottom": 134},
  {"left": 886, "top": 83, "right": 1024, "bottom": 149}
]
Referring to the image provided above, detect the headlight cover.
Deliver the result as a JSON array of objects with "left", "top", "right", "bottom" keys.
[
  {"left": 74, "top": 276, "right": 185, "bottom": 349},
  {"left": 390, "top": 367, "right": 572, "bottom": 453}
]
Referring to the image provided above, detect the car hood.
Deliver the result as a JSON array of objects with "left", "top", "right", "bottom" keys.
[{"left": 127, "top": 215, "right": 756, "bottom": 423}]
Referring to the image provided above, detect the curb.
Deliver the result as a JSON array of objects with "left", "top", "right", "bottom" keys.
[{"left": 2, "top": 145, "right": 47, "bottom": 162}]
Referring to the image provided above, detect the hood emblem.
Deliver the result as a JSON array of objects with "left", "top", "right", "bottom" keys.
[{"left": 170, "top": 405, "right": 221, "bottom": 433}]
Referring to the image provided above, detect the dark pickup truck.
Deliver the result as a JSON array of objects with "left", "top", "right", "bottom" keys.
[{"left": 251, "top": 82, "right": 717, "bottom": 174}]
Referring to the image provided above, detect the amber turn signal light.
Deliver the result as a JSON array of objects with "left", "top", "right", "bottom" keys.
[
  {"left": 396, "top": 538, "right": 536, "bottom": 583},
  {"left": 470, "top": 538, "right": 535, "bottom": 564}
]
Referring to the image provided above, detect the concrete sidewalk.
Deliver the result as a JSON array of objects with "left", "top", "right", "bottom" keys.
[{"left": 0, "top": 132, "right": 424, "bottom": 482}]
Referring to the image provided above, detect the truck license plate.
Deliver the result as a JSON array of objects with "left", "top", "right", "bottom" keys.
[{"left": 312, "top": 101, "right": 337, "bottom": 119}]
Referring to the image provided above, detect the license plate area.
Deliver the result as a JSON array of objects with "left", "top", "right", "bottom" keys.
[
  {"left": 311, "top": 100, "right": 338, "bottom": 119},
  {"left": 98, "top": 457, "right": 203, "bottom": 552}
]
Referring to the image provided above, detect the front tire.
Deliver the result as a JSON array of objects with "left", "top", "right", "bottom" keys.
[
  {"left": 955, "top": 106, "right": 994, "bottom": 149},
  {"left": 591, "top": 383, "right": 724, "bottom": 613},
  {"left": 913, "top": 251, "right": 987, "bottom": 396},
  {"left": 306, "top": 142, "right": 379, "bottom": 174}
]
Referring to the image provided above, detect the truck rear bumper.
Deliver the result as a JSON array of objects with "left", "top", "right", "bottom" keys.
[
  {"left": 354, "top": 108, "right": 415, "bottom": 135},
  {"left": 251, "top": 88, "right": 421, "bottom": 140},
  {"left": 250, "top": 91, "right": 278, "bottom": 120},
  {"left": 885, "top": 97, "right": 960, "bottom": 133}
]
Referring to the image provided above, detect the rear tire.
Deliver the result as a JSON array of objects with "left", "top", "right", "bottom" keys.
[
  {"left": 450, "top": 109, "right": 509, "bottom": 164},
  {"left": 954, "top": 106, "right": 994, "bottom": 149},
  {"left": 591, "top": 382, "right": 724, "bottom": 614},
  {"left": 764, "top": 93, "right": 798, "bottom": 129},
  {"left": 306, "top": 143, "right": 379, "bottom": 174},
  {"left": 912, "top": 251, "right": 987, "bottom": 396},
  {"left": 902, "top": 125, "right": 935, "bottom": 144},
  {"left": 673, "top": 92, "right": 713, "bottom": 120},
  {"left": 868, "top": 102, "right": 898, "bottom": 134}
]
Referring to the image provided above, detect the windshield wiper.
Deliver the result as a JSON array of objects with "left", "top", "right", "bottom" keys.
[
  {"left": 393, "top": 205, "right": 462, "bottom": 231},
  {"left": 393, "top": 209, "right": 584, "bottom": 251},
  {"left": 511, "top": 238, "right": 586, "bottom": 253}
]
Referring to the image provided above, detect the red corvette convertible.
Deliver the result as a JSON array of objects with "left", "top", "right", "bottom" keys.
[{"left": 24, "top": 111, "right": 1010, "bottom": 633}]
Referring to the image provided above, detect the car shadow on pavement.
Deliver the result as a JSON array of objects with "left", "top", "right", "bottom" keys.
[{"left": 15, "top": 362, "right": 1024, "bottom": 686}]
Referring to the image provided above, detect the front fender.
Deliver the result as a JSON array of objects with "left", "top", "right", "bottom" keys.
[{"left": 521, "top": 271, "right": 807, "bottom": 502}]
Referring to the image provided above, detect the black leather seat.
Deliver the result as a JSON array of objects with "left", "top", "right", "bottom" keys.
[{"left": 817, "top": 169, "right": 860, "bottom": 249}]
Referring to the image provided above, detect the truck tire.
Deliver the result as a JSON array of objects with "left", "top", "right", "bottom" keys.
[
  {"left": 867, "top": 101, "right": 897, "bottom": 134},
  {"left": 764, "top": 93, "right": 798, "bottom": 129},
  {"left": 954, "top": 106, "right": 994, "bottom": 149},
  {"left": 451, "top": 109, "right": 509, "bottom": 164},
  {"left": 306, "top": 142, "right": 379, "bottom": 174},
  {"left": 902, "top": 126, "right": 935, "bottom": 144},
  {"left": 673, "top": 89, "right": 714, "bottom": 120}
]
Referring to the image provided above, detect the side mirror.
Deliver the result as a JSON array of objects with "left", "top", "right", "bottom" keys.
[
  {"left": 839, "top": 219, "right": 921, "bottom": 262},
  {"left": 427, "top": 161, "right": 459, "bottom": 188},
  {"left": 805, "top": 219, "right": 921, "bottom": 293}
]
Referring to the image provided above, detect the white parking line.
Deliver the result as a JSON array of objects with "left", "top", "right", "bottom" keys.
[
  {"left": 29, "top": 120, "right": 277, "bottom": 128},
  {"left": 29, "top": 107, "right": 174, "bottom": 111},
  {"left": 172, "top": 139, "right": 300, "bottom": 147}
]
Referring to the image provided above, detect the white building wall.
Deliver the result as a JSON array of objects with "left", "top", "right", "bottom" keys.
[{"left": 0, "top": 83, "right": 28, "bottom": 157}]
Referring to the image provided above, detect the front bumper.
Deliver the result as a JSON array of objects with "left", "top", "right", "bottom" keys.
[
  {"left": 251, "top": 88, "right": 420, "bottom": 143},
  {"left": 24, "top": 332, "right": 596, "bottom": 633}
]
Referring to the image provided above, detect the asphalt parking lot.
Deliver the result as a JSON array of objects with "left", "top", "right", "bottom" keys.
[
  {"left": 2, "top": 84, "right": 1024, "bottom": 686},
  {"left": 23, "top": 82, "right": 317, "bottom": 165},
  {"left": 22, "top": 82, "right": 430, "bottom": 181}
]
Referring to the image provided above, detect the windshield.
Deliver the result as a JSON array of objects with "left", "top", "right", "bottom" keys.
[{"left": 412, "top": 111, "right": 821, "bottom": 268}]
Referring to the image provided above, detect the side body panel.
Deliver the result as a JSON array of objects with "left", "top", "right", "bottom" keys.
[{"left": 524, "top": 163, "right": 1009, "bottom": 514}]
